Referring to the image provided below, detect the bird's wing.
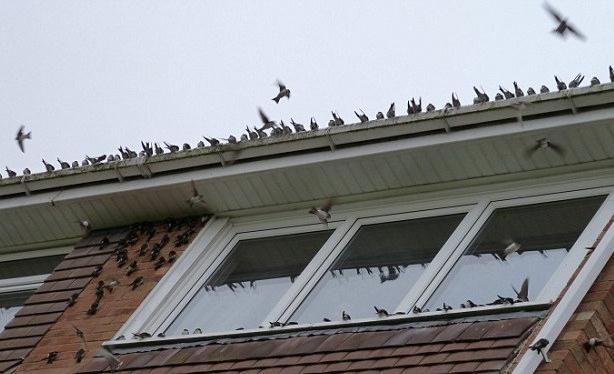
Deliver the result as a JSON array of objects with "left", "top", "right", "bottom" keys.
[
  {"left": 567, "top": 24, "right": 586, "bottom": 40},
  {"left": 543, "top": 2, "right": 564, "bottom": 23},
  {"left": 16, "top": 125, "right": 24, "bottom": 138},
  {"left": 17, "top": 139, "right": 24, "bottom": 152},
  {"left": 276, "top": 80, "right": 286, "bottom": 91},
  {"left": 518, "top": 278, "right": 529, "bottom": 301},
  {"left": 258, "top": 108, "right": 270, "bottom": 125}
]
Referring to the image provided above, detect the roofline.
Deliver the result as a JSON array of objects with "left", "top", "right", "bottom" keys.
[{"left": 2, "top": 83, "right": 614, "bottom": 200}]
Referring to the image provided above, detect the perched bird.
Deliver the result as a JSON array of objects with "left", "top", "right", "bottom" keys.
[
  {"left": 272, "top": 80, "right": 291, "bottom": 103},
  {"left": 610, "top": 66, "right": 614, "bottom": 83},
  {"left": 499, "top": 86, "right": 514, "bottom": 99},
  {"left": 258, "top": 108, "right": 278, "bottom": 131},
  {"left": 354, "top": 109, "right": 369, "bottom": 123},
  {"left": 410, "top": 97, "right": 422, "bottom": 113},
  {"left": 168, "top": 250, "right": 177, "bottom": 263},
  {"left": 540, "top": 85, "right": 550, "bottom": 94},
  {"left": 495, "top": 93, "right": 504, "bottom": 101},
  {"left": 154, "top": 143, "right": 164, "bottom": 155},
  {"left": 42, "top": 159, "right": 55, "bottom": 172},
  {"left": 22, "top": 168, "right": 31, "bottom": 176},
  {"left": 376, "top": 112, "right": 385, "bottom": 120},
  {"left": 67, "top": 293, "right": 79, "bottom": 306},
  {"left": 86, "top": 155, "right": 106, "bottom": 165},
  {"left": 473, "top": 87, "right": 489, "bottom": 104},
  {"left": 332, "top": 112, "right": 344, "bottom": 126},
  {"left": 461, "top": 299, "right": 479, "bottom": 308},
  {"left": 81, "top": 158, "right": 90, "bottom": 167},
  {"left": 374, "top": 306, "right": 389, "bottom": 317},
  {"left": 544, "top": 2, "right": 585, "bottom": 41},
  {"left": 154, "top": 256, "right": 166, "bottom": 270},
  {"left": 5, "top": 167, "right": 17, "bottom": 178},
  {"left": 182, "top": 143, "right": 191, "bottom": 151},
  {"left": 442, "top": 303, "right": 452, "bottom": 311},
  {"left": 132, "top": 332, "right": 152, "bottom": 339},
  {"left": 527, "top": 87, "right": 536, "bottom": 95},
  {"left": 126, "top": 260, "right": 138, "bottom": 276},
  {"left": 182, "top": 329, "right": 189, "bottom": 335},
  {"left": 529, "top": 338, "right": 551, "bottom": 362},
  {"left": 103, "top": 278, "right": 119, "bottom": 293},
  {"left": 513, "top": 82, "right": 524, "bottom": 97},
  {"left": 280, "top": 120, "right": 293, "bottom": 135},
  {"left": 79, "top": 220, "right": 92, "bottom": 236},
  {"left": 15, "top": 125, "right": 31, "bottom": 153},
  {"left": 164, "top": 142, "right": 179, "bottom": 153},
  {"left": 426, "top": 103, "right": 436, "bottom": 112},
  {"left": 342, "top": 311, "right": 351, "bottom": 321},
  {"left": 590, "top": 77, "right": 601, "bottom": 86},
  {"left": 246, "top": 126, "right": 258, "bottom": 140},
  {"left": 71, "top": 161, "right": 79, "bottom": 168},
  {"left": 87, "top": 302, "right": 99, "bottom": 315},
  {"left": 71, "top": 323, "right": 86, "bottom": 343},
  {"left": 526, "top": 137, "right": 565, "bottom": 157},
  {"left": 75, "top": 348, "right": 85, "bottom": 363},
  {"left": 512, "top": 278, "right": 530, "bottom": 302},
  {"left": 57, "top": 158, "right": 70, "bottom": 169},
  {"left": 130, "top": 276, "right": 144, "bottom": 290},
  {"left": 193, "top": 328, "right": 202, "bottom": 334},
  {"left": 203, "top": 137, "right": 220, "bottom": 146},
  {"left": 141, "top": 141, "right": 154, "bottom": 157},
  {"left": 386, "top": 102, "right": 395, "bottom": 118},
  {"left": 309, "top": 199, "right": 332, "bottom": 224},
  {"left": 555, "top": 76, "right": 567, "bottom": 91},
  {"left": 451, "top": 93, "right": 461, "bottom": 108},
  {"left": 223, "top": 135, "right": 237, "bottom": 144},
  {"left": 290, "top": 118, "right": 306, "bottom": 132},
  {"left": 43, "top": 351, "right": 59, "bottom": 364},
  {"left": 568, "top": 73, "right": 584, "bottom": 88},
  {"left": 310, "top": 117, "right": 319, "bottom": 130},
  {"left": 239, "top": 134, "right": 248, "bottom": 142}
]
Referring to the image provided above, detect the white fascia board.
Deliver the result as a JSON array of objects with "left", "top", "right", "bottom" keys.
[{"left": 1, "top": 106, "right": 614, "bottom": 213}]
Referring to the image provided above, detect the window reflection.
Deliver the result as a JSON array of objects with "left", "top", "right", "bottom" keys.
[
  {"left": 424, "top": 195, "right": 606, "bottom": 311},
  {"left": 291, "top": 214, "right": 465, "bottom": 323},
  {"left": 166, "top": 230, "right": 333, "bottom": 334}
]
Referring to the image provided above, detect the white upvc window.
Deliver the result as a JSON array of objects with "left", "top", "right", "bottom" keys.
[
  {"left": 117, "top": 184, "right": 614, "bottom": 342},
  {"left": 0, "top": 247, "right": 69, "bottom": 332}
]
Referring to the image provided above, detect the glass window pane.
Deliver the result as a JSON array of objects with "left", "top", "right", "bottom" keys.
[
  {"left": 425, "top": 195, "right": 606, "bottom": 311},
  {"left": 0, "top": 255, "right": 65, "bottom": 281},
  {"left": 290, "top": 214, "right": 466, "bottom": 323},
  {"left": 166, "top": 230, "right": 333, "bottom": 334},
  {"left": 0, "top": 290, "right": 33, "bottom": 333}
]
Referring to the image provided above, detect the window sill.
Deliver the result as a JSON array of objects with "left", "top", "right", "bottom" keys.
[{"left": 104, "top": 301, "right": 551, "bottom": 352}]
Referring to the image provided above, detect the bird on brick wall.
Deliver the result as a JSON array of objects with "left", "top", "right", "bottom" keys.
[
  {"left": 70, "top": 323, "right": 86, "bottom": 344},
  {"left": 67, "top": 293, "right": 79, "bottom": 306},
  {"left": 130, "top": 276, "right": 144, "bottom": 290},
  {"left": 42, "top": 351, "right": 58, "bottom": 364},
  {"left": 126, "top": 260, "right": 138, "bottom": 276},
  {"left": 529, "top": 338, "right": 551, "bottom": 363},
  {"left": 74, "top": 348, "right": 85, "bottom": 363},
  {"left": 154, "top": 256, "right": 167, "bottom": 270},
  {"left": 544, "top": 2, "right": 586, "bottom": 41}
]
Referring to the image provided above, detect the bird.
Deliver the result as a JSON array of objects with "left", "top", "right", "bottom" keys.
[
  {"left": 86, "top": 155, "right": 106, "bottom": 165},
  {"left": 141, "top": 141, "right": 153, "bottom": 157},
  {"left": 203, "top": 137, "right": 220, "bottom": 146},
  {"left": 529, "top": 338, "right": 551, "bottom": 362},
  {"left": 426, "top": 103, "right": 436, "bottom": 112},
  {"left": 512, "top": 278, "right": 530, "bottom": 302},
  {"left": 513, "top": 82, "right": 524, "bottom": 97},
  {"left": 310, "top": 117, "right": 319, "bottom": 130},
  {"left": 21, "top": 168, "right": 31, "bottom": 176},
  {"left": 526, "top": 137, "right": 565, "bottom": 157},
  {"left": 451, "top": 93, "right": 461, "bottom": 108},
  {"left": 256, "top": 126, "right": 270, "bottom": 138},
  {"left": 332, "top": 111, "right": 344, "bottom": 126},
  {"left": 590, "top": 77, "right": 601, "bottom": 86},
  {"left": 540, "top": 85, "right": 550, "bottom": 94},
  {"left": 87, "top": 302, "right": 99, "bottom": 315},
  {"left": 499, "top": 86, "right": 514, "bottom": 99},
  {"left": 57, "top": 158, "right": 70, "bottom": 169},
  {"left": 354, "top": 109, "right": 369, "bottom": 123},
  {"left": 67, "top": 293, "right": 79, "bottom": 306},
  {"left": 154, "top": 143, "right": 164, "bottom": 155},
  {"left": 222, "top": 135, "right": 237, "bottom": 144},
  {"left": 461, "top": 299, "right": 479, "bottom": 308},
  {"left": 386, "top": 103, "right": 395, "bottom": 118},
  {"left": 79, "top": 220, "right": 92, "bottom": 236},
  {"left": 610, "top": 66, "right": 614, "bottom": 83},
  {"left": 154, "top": 256, "right": 166, "bottom": 270},
  {"left": 81, "top": 158, "right": 90, "bottom": 166},
  {"left": 555, "top": 76, "right": 567, "bottom": 91},
  {"left": 290, "top": 118, "right": 306, "bottom": 132},
  {"left": 182, "top": 143, "right": 191, "bottom": 151},
  {"left": 187, "top": 180, "right": 208, "bottom": 209},
  {"left": 374, "top": 306, "right": 389, "bottom": 317},
  {"left": 15, "top": 125, "right": 31, "bottom": 153},
  {"left": 103, "top": 278, "right": 119, "bottom": 293},
  {"left": 99, "top": 346, "right": 123, "bottom": 371},
  {"left": 495, "top": 93, "right": 504, "bottom": 101},
  {"left": 342, "top": 311, "right": 351, "bottom": 321},
  {"left": 71, "top": 323, "right": 86, "bottom": 343},
  {"left": 193, "top": 328, "right": 202, "bottom": 334},
  {"left": 309, "top": 199, "right": 332, "bottom": 224},
  {"left": 410, "top": 97, "right": 422, "bottom": 113},
  {"left": 527, "top": 87, "right": 536, "bottom": 95},
  {"left": 544, "top": 2, "right": 585, "bottom": 41},
  {"left": 71, "top": 161, "right": 79, "bottom": 168},
  {"left": 130, "top": 276, "right": 144, "bottom": 290},
  {"left": 168, "top": 250, "right": 177, "bottom": 263},
  {"left": 246, "top": 126, "right": 258, "bottom": 140},
  {"left": 376, "top": 112, "right": 385, "bottom": 119},
  {"left": 239, "top": 134, "right": 248, "bottom": 142},
  {"left": 132, "top": 332, "right": 152, "bottom": 339},
  {"left": 42, "top": 159, "right": 55, "bottom": 172},
  {"left": 126, "top": 261, "right": 138, "bottom": 276},
  {"left": 74, "top": 348, "right": 86, "bottom": 363},
  {"left": 258, "top": 108, "right": 277, "bottom": 130},
  {"left": 164, "top": 142, "right": 179, "bottom": 153},
  {"left": 181, "top": 329, "right": 189, "bottom": 335},
  {"left": 272, "top": 80, "right": 290, "bottom": 103},
  {"left": 43, "top": 351, "right": 59, "bottom": 364},
  {"left": 473, "top": 87, "right": 489, "bottom": 104},
  {"left": 92, "top": 265, "right": 103, "bottom": 278},
  {"left": 5, "top": 167, "right": 17, "bottom": 178},
  {"left": 569, "top": 73, "right": 584, "bottom": 88},
  {"left": 280, "top": 120, "right": 293, "bottom": 135},
  {"left": 442, "top": 303, "right": 453, "bottom": 311}
]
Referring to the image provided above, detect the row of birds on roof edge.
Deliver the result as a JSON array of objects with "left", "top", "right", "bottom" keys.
[{"left": 3, "top": 3, "right": 608, "bottom": 179}]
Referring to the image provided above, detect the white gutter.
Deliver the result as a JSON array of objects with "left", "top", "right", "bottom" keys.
[{"left": 512, "top": 195, "right": 614, "bottom": 373}]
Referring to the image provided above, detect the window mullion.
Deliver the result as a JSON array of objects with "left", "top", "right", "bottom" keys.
[{"left": 394, "top": 200, "right": 489, "bottom": 313}]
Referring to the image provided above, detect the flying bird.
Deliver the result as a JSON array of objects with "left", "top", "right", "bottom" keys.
[
  {"left": 15, "top": 125, "right": 31, "bottom": 153},
  {"left": 544, "top": 2, "right": 586, "bottom": 41},
  {"left": 512, "top": 278, "right": 530, "bottom": 302},
  {"left": 272, "top": 80, "right": 291, "bottom": 103},
  {"left": 526, "top": 137, "right": 565, "bottom": 157},
  {"left": 258, "top": 108, "right": 277, "bottom": 130},
  {"left": 309, "top": 199, "right": 332, "bottom": 224}
]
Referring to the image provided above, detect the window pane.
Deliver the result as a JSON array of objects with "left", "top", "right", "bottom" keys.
[
  {"left": 0, "top": 290, "right": 33, "bottom": 333},
  {"left": 425, "top": 195, "right": 606, "bottom": 311},
  {"left": 166, "top": 230, "right": 333, "bottom": 334},
  {"left": 291, "top": 214, "right": 466, "bottom": 323},
  {"left": 0, "top": 255, "right": 65, "bottom": 281}
]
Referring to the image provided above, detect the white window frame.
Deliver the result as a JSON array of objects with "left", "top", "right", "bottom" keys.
[{"left": 114, "top": 184, "right": 614, "bottom": 343}]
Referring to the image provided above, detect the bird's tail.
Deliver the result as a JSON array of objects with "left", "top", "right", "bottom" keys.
[
  {"left": 25, "top": 132, "right": 31, "bottom": 139},
  {"left": 272, "top": 96, "right": 281, "bottom": 103}
]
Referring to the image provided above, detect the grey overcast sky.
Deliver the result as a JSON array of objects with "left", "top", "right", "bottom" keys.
[{"left": 1, "top": 1, "right": 613, "bottom": 173}]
